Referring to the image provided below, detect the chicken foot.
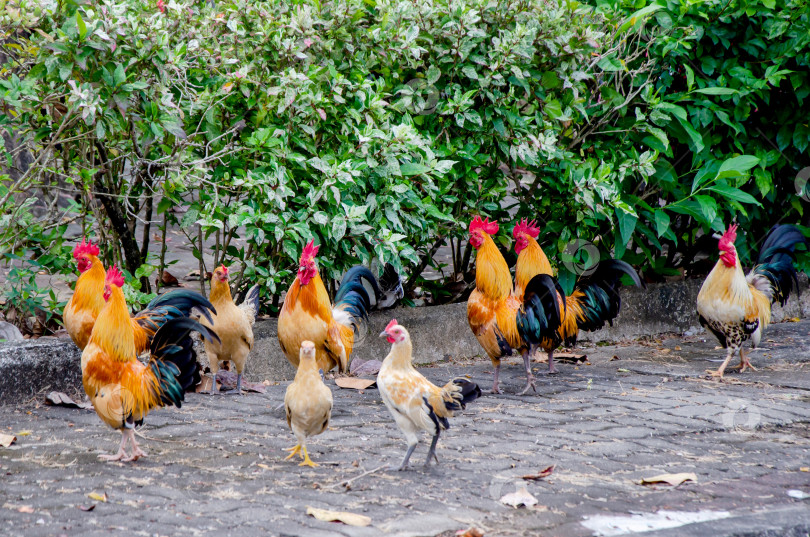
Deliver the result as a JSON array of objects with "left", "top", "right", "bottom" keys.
[
  {"left": 298, "top": 444, "right": 318, "bottom": 467},
  {"left": 100, "top": 428, "right": 146, "bottom": 462},
  {"left": 394, "top": 443, "right": 417, "bottom": 471},
  {"left": 424, "top": 431, "right": 441, "bottom": 467},
  {"left": 284, "top": 444, "right": 302, "bottom": 460},
  {"left": 736, "top": 348, "right": 757, "bottom": 373},
  {"left": 547, "top": 350, "right": 558, "bottom": 375},
  {"left": 708, "top": 347, "right": 736, "bottom": 379},
  {"left": 487, "top": 363, "right": 502, "bottom": 394},
  {"left": 518, "top": 350, "right": 537, "bottom": 395}
]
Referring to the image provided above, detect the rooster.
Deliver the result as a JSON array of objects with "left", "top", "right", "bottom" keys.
[
  {"left": 697, "top": 224, "right": 806, "bottom": 378},
  {"left": 513, "top": 219, "right": 644, "bottom": 376},
  {"left": 82, "top": 265, "right": 219, "bottom": 461},
  {"left": 278, "top": 239, "right": 384, "bottom": 373},
  {"left": 65, "top": 237, "right": 217, "bottom": 353},
  {"left": 377, "top": 320, "right": 481, "bottom": 470},
  {"left": 200, "top": 265, "right": 260, "bottom": 394},
  {"left": 284, "top": 341, "right": 333, "bottom": 467},
  {"left": 64, "top": 238, "right": 106, "bottom": 350},
  {"left": 467, "top": 216, "right": 563, "bottom": 394}
]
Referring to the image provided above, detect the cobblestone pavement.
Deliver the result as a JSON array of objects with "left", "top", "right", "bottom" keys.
[{"left": 2, "top": 321, "right": 810, "bottom": 537}]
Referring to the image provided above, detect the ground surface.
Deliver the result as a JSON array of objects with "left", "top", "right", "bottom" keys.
[{"left": 2, "top": 322, "right": 810, "bottom": 537}]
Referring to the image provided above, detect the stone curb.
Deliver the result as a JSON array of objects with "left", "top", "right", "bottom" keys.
[{"left": 1, "top": 275, "right": 807, "bottom": 403}]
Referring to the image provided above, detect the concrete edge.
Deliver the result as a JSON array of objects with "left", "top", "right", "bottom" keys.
[{"left": 1, "top": 276, "right": 808, "bottom": 403}]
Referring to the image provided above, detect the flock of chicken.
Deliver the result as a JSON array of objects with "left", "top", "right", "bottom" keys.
[{"left": 60, "top": 217, "right": 806, "bottom": 467}]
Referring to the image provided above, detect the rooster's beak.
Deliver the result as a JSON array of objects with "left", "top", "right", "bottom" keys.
[
  {"left": 712, "top": 233, "right": 722, "bottom": 240},
  {"left": 379, "top": 331, "right": 388, "bottom": 338}
]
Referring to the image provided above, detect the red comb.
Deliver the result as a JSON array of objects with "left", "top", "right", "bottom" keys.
[
  {"left": 105, "top": 264, "right": 125, "bottom": 288},
  {"left": 385, "top": 319, "right": 398, "bottom": 332},
  {"left": 73, "top": 238, "right": 99, "bottom": 259},
  {"left": 469, "top": 216, "right": 499, "bottom": 236},
  {"left": 300, "top": 239, "right": 320, "bottom": 263},
  {"left": 719, "top": 224, "right": 738, "bottom": 249},
  {"left": 512, "top": 218, "right": 540, "bottom": 239},
  {"left": 220, "top": 264, "right": 228, "bottom": 275}
]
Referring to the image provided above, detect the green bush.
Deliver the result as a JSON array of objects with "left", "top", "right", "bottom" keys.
[{"left": 1, "top": 0, "right": 805, "bottom": 325}]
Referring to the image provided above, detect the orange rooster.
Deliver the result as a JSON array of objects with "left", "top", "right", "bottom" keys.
[
  {"left": 82, "top": 265, "right": 219, "bottom": 461},
  {"left": 64, "top": 237, "right": 217, "bottom": 353},
  {"left": 467, "top": 216, "right": 563, "bottom": 394},
  {"left": 277, "top": 239, "right": 382, "bottom": 373},
  {"left": 512, "top": 219, "right": 644, "bottom": 378},
  {"left": 64, "top": 239, "right": 106, "bottom": 350},
  {"left": 377, "top": 319, "right": 481, "bottom": 470},
  {"left": 697, "top": 224, "right": 806, "bottom": 378},
  {"left": 200, "top": 265, "right": 260, "bottom": 394}
]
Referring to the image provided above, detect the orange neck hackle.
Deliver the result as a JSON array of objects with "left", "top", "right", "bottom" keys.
[
  {"left": 473, "top": 233, "right": 512, "bottom": 300},
  {"left": 91, "top": 284, "right": 137, "bottom": 361},
  {"left": 515, "top": 236, "right": 554, "bottom": 294},
  {"left": 209, "top": 270, "right": 233, "bottom": 305}
]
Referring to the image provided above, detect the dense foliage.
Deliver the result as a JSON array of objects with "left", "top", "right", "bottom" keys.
[{"left": 1, "top": 0, "right": 807, "bottom": 332}]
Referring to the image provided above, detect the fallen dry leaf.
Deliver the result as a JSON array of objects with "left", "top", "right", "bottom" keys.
[
  {"left": 456, "top": 528, "right": 484, "bottom": 537},
  {"left": 306, "top": 506, "right": 371, "bottom": 526},
  {"left": 617, "top": 368, "right": 630, "bottom": 373},
  {"left": 610, "top": 355, "right": 620, "bottom": 361},
  {"left": 787, "top": 317, "right": 801, "bottom": 323},
  {"left": 257, "top": 463, "right": 271, "bottom": 470},
  {"left": 522, "top": 464, "right": 555, "bottom": 481},
  {"left": 15, "top": 430, "right": 32, "bottom": 436},
  {"left": 17, "top": 505, "right": 34, "bottom": 513},
  {"left": 335, "top": 377, "right": 376, "bottom": 390},
  {"left": 87, "top": 492, "right": 107, "bottom": 502},
  {"left": 45, "top": 391, "right": 93, "bottom": 410},
  {"left": 499, "top": 486, "right": 539, "bottom": 508},
  {"left": 800, "top": 467, "right": 809, "bottom": 472},
  {"left": 0, "top": 433, "right": 16, "bottom": 447},
  {"left": 640, "top": 472, "right": 697, "bottom": 487},
  {"left": 556, "top": 353, "right": 587, "bottom": 363},
  {"left": 78, "top": 505, "right": 95, "bottom": 511}
]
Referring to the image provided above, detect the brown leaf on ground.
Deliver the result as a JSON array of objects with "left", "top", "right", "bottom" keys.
[
  {"left": 17, "top": 505, "right": 34, "bottom": 513},
  {"left": 522, "top": 464, "right": 555, "bottom": 481},
  {"left": 306, "top": 506, "right": 371, "bottom": 526},
  {"left": 157, "top": 270, "right": 180, "bottom": 287},
  {"left": 215, "top": 370, "right": 266, "bottom": 393},
  {"left": 78, "top": 505, "right": 95, "bottom": 511},
  {"left": 45, "top": 391, "right": 93, "bottom": 410},
  {"left": 335, "top": 377, "right": 376, "bottom": 390},
  {"left": 555, "top": 353, "right": 587, "bottom": 363},
  {"left": 456, "top": 528, "right": 484, "bottom": 537},
  {"left": 640, "top": 472, "right": 697, "bottom": 486},
  {"left": 0, "top": 433, "right": 16, "bottom": 447},
  {"left": 195, "top": 376, "right": 216, "bottom": 393},
  {"left": 499, "top": 486, "right": 539, "bottom": 508}
]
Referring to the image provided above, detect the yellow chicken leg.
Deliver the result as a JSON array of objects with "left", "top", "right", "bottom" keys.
[
  {"left": 298, "top": 445, "right": 318, "bottom": 467},
  {"left": 736, "top": 348, "right": 758, "bottom": 373},
  {"left": 284, "top": 444, "right": 302, "bottom": 460}
]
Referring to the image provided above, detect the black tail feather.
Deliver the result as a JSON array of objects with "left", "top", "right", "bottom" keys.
[
  {"left": 517, "top": 274, "right": 563, "bottom": 348},
  {"left": 150, "top": 317, "right": 220, "bottom": 404},
  {"left": 451, "top": 378, "right": 482, "bottom": 409},
  {"left": 377, "top": 263, "right": 405, "bottom": 309},
  {"left": 334, "top": 266, "right": 381, "bottom": 327},
  {"left": 752, "top": 224, "right": 807, "bottom": 306},
  {"left": 574, "top": 259, "right": 644, "bottom": 333}
]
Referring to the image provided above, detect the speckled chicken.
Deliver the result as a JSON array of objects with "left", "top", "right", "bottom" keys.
[
  {"left": 377, "top": 320, "right": 481, "bottom": 470},
  {"left": 697, "top": 224, "right": 806, "bottom": 378}
]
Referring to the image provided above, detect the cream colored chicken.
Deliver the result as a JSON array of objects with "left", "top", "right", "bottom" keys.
[
  {"left": 377, "top": 320, "right": 481, "bottom": 470},
  {"left": 200, "top": 265, "right": 260, "bottom": 394},
  {"left": 283, "top": 341, "right": 333, "bottom": 467}
]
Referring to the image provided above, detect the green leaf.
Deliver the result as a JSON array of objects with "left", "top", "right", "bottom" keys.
[
  {"left": 332, "top": 217, "right": 347, "bottom": 241},
  {"left": 716, "top": 155, "right": 760, "bottom": 181},
  {"left": 692, "top": 87, "right": 738, "bottom": 96},
  {"left": 76, "top": 11, "right": 87, "bottom": 40},
  {"left": 615, "top": 206, "right": 637, "bottom": 245},
  {"left": 707, "top": 184, "right": 763, "bottom": 206},
  {"left": 113, "top": 64, "right": 126, "bottom": 86},
  {"left": 597, "top": 56, "right": 623, "bottom": 72},
  {"left": 424, "top": 205, "right": 454, "bottom": 222},
  {"left": 654, "top": 210, "right": 670, "bottom": 238},
  {"left": 694, "top": 195, "right": 717, "bottom": 225},
  {"left": 400, "top": 162, "right": 431, "bottom": 176},
  {"left": 676, "top": 117, "right": 704, "bottom": 153},
  {"left": 618, "top": 4, "right": 664, "bottom": 33}
]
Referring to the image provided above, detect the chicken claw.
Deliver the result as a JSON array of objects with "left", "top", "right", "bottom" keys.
[
  {"left": 298, "top": 446, "right": 318, "bottom": 468},
  {"left": 284, "top": 444, "right": 302, "bottom": 461}
]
